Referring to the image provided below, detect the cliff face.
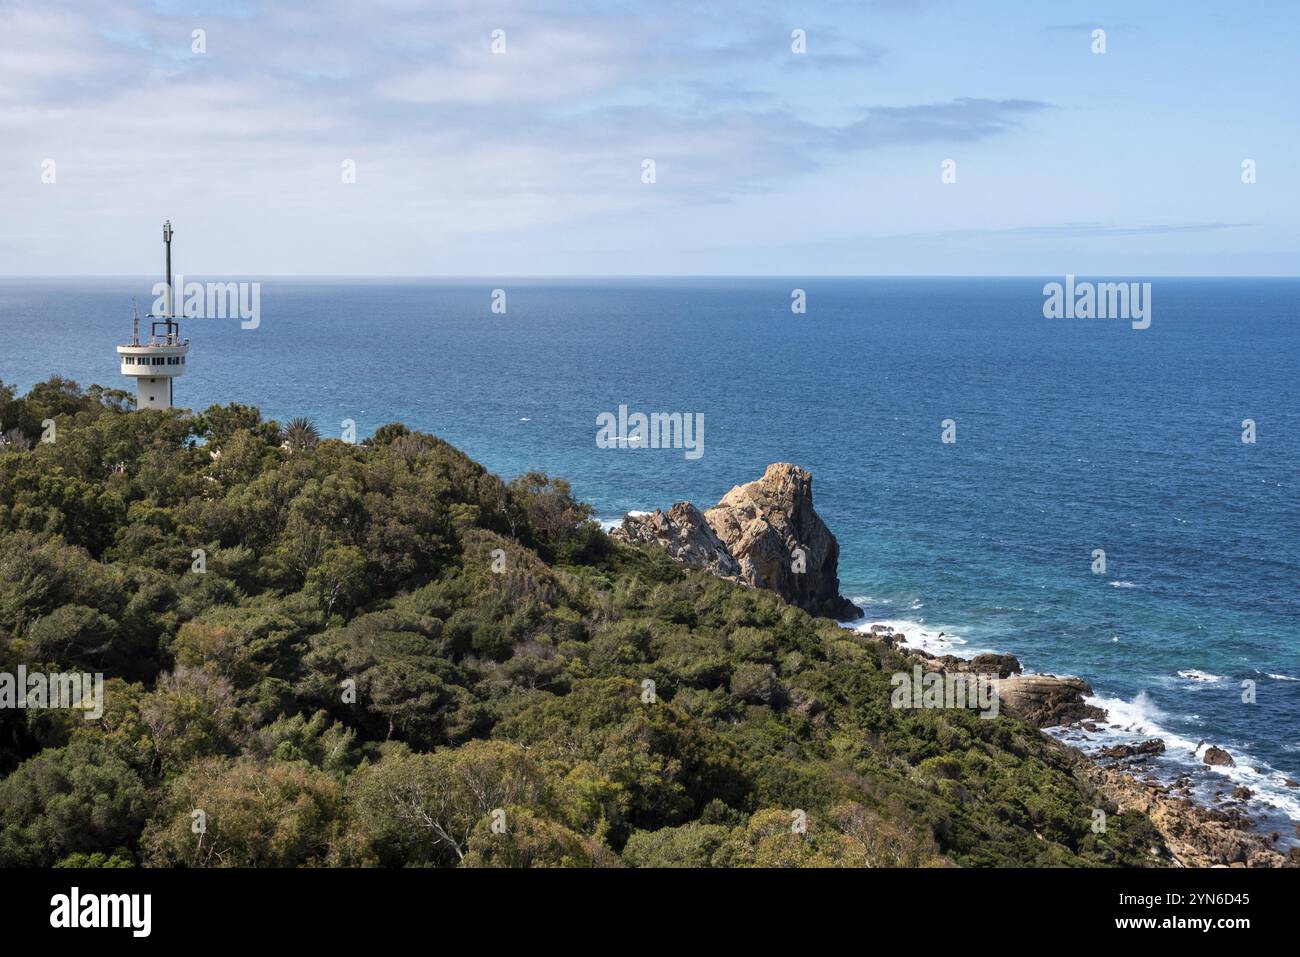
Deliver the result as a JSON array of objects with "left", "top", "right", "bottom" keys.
[{"left": 612, "top": 463, "right": 862, "bottom": 622}]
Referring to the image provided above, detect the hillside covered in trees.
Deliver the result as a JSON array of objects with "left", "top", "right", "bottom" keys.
[{"left": 0, "top": 378, "right": 1165, "bottom": 867}]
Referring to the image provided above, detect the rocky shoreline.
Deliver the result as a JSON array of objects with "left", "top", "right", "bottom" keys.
[
  {"left": 863, "top": 621, "right": 1295, "bottom": 867},
  {"left": 612, "top": 462, "right": 1297, "bottom": 868},
  {"left": 1083, "top": 763, "right": 1294, "bottom": 868}
]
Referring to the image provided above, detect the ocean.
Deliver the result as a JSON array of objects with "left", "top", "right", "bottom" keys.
[{"left": 3, "top": 276, "right": 1298, "bottom": 842}]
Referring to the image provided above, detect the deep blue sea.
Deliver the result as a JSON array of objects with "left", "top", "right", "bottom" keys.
[{"left": 3, "top": 277, "right": 1298, "bottom": 840}]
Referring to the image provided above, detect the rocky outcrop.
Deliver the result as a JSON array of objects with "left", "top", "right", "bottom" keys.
[
  {"left": 1203, "top": 745, "right": 1235, "bottom": 767},
  {"left": 1085, "top": 765, "right": 1292, "bottom": 868},
  {"left": 907, "top": 647, "right": 1025, "bottom": 678},
  {"left": 860, "top": 629, "right": 1098, "bottom": 730},
  {"left": 703, "top": 464, "right": 860, "bottom": 621},
  {"left": 994, "top": 675, "right": 1106, "bottom": 728},
  {"left": 969, "top": 653, "right": 1024, "bottom": 679},
  {"left": 612, "top": 463, "right": 862, "bottom": 621},
  {"left": 864, "top": 632, "right": 1026, "bottom": 678},
  {"left": 1098, "top": 739, "right": 1166, "bottom": 761},
  {"left": 612, "top": 503, "right": 741, "bottom": 580}
]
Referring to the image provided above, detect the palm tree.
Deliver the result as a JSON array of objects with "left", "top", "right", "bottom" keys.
[{"left": 283, "top": 416, "right": 320, "bottom": 452}]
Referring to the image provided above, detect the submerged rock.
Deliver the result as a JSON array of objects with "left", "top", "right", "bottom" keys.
[{"left": 1098, "top": 739, "right": 1166, "bottom": 761}]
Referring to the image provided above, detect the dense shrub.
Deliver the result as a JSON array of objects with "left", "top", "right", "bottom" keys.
[{"left": 0, "top": 379, "right": 1166, "bottom": 867}]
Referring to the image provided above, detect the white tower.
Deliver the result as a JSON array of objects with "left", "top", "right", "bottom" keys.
[{"left": 117, "top": 221, "right": 190, "bottom": 409}]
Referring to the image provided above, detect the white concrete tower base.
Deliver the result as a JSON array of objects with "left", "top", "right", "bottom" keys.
[{"left": 136, "top": 376, "right": 173, "bottom": 409}]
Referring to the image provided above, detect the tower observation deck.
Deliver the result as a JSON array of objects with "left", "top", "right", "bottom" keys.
[{"left": 117, "top": 220, "right": 190, "bottom": 410}]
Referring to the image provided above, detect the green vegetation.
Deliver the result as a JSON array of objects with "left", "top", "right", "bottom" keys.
[{"left": 0, "top": 378, "right": 1163, "bottom": 867}]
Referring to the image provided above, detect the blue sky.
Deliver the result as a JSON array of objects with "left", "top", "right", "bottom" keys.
[{"left": 1, "top": 0, "right": 1296, "bottom": 275}]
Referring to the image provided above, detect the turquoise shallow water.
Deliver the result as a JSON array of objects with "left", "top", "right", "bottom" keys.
[{"left": 3, "top": 276, "right": 1298, "bottom": 839}]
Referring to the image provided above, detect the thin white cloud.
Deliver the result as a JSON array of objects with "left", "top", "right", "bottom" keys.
[{"left": 0, "top": 0, "right": 1073, "bottom": 273}]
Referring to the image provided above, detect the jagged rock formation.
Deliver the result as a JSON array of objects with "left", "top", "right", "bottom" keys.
[
  {"left": 612, "top": 503, "right": 741, "bottom": 580},
  {"left": 705, "top": 464, "right": 862, "bottom": 621},
  {"left": 612, "top": 463, "right": 862, "bottom": 621}
]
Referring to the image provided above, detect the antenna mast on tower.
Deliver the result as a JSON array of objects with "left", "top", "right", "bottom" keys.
[
  {"left": 163, "top": 220, "right": 174, "bottom": 318},
  {"left": 147, "top": 220, "right": 181, "bottom": 344}
]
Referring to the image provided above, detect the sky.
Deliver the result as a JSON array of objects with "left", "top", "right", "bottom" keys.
[{"left": 1, "top": 0, "right": 1296, "bottom": 276}]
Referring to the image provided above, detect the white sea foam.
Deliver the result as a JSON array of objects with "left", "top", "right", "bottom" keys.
[
  {"left": 1177, "top": 669, "right": 1224, "bottom": 683},
  {"left": 845, "top": 595, "right": 890, "bottom": 611},
  {"left": 1108, "top": 580, "right": 1137, "bottom": 588},
  {"left": 1085, "top": 691, "right": 1199, "bottom": 748},
  {"left": 1197, "top": 760, "right": 1300, "bottom": 826},
  {"left": 1052, "top": 691, "right": 1300, "bottom": 829},
  {"left": 1266, "top": 673, "right": 1300, "bottom": 682},
  {"left": 848, "top": 618, "right": 993, "bottom": 659},
  {"left": 596, "top": 509, "right": 652, "bottom": 532}
]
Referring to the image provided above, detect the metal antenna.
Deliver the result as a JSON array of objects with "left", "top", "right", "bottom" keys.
[
  {"left": 131, "top": 297, "right": 140, "bottom": 345},
  {"left": 163, "top": 220, "right": 174, "bottom": 318}
]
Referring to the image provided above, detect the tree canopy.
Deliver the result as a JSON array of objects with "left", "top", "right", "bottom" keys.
[{"left": 0, "top": 378, "right": 1163, "bottom": 867}]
